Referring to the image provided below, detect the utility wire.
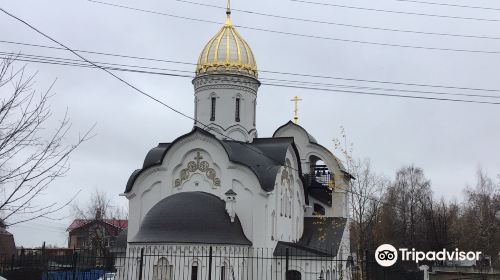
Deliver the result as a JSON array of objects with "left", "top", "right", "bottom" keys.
[
  {"left": 3, "top": 52, "right": 500, "bottom": 105},
  {"left": 4, "top": 51, "right": 500, "bottom": 101},
  {"left": 175, "top": 0, "right": 500, "bottom": 40},
  {"left": 4, "top": 39, "right": 500, "bottom": 94},
  {"left": 0, "top": 7, "right": 195, "bottom": 124},
  {"left": 0, "top": 8, "right": 464, "bottom": 217},
  {"left": 87, "top": 0, "right": 500, "bottom": 55},
  {"left": 393, "top": 0, "right": 500, "bottom": 12},
  {"left": 290, "top": 0, "right": 500, "bottom": 22},
  {"left": 0, "top": 7, "right": 304, "bottom": 181}
]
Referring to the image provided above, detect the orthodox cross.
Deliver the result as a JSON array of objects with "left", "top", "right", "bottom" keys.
[
  {"left": 290, "top": 96, "right": 302, "bottom": 124},
  {"left": 194, "top": 152, "right": 203, "bottom": 166}
]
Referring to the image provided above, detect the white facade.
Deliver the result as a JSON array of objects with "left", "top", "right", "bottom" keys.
[
  {"left": 121, "top": 5, "right": 352, "bottom": 279},
  {"left": 193, "top": 74, "right": 260, "bottom": 142}
]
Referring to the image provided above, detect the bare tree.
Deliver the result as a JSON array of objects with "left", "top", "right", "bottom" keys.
[
  {"left": 333, "top": 127, "right": 386, "bottom": 279},
  {"left": 70, "top": 189, "right": 127, "bottom": 253},
  {"left": 456, "top": 168, "right": 500, "bottom": 266},
  {"left": 384, "top": 165, "right": 432, "bottom": 248},
  {"left": 0, "top": 57, "right": 92, "bottom": 226},
  {"left": 71, "top": 189, "right": 127, "bottom": 220}
]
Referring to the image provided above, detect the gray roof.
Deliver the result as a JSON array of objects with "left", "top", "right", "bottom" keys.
[
  {"left": 273, "top": 121, "right": 351, "bottom": 176},
  {"left": 131, "top": 192, "right": 251, "bottom": 245},
  {"left": 220, "top": 138, "right": 295, "bottom": 192},
  {"left": 274, "top": 217, "right": 347, "bottom": 257},
  {"left": 125, "top": 127, "right": 306, "bottom": 194},
  {"left": 273, "top": 121, "right": 318, "bottom": 144}
]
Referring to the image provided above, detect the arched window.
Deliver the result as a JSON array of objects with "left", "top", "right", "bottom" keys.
[
  {"left": 296, "top": 217, "right": 300, "bottom": 239},
  {"left": 286, "top": 270, "right": 301, "bottom": 280},
  {"left": 280, "top": 197, "right": 283, "bottom": 216},
  {"left": 220, "top": 262, "right": 229, "bottom": 280},
  {"left": 235, "top": 98, "right": 240, "bottom": 122},
  {"left": 210, "top": 96, "right": 216, "bottom": 121},
  {"left": 284, "top": 193, "right": 288, "bottom": 217},
  {"left": 153, "top": 258, "right": 172, "bottom": 280},
  {"left": 253, "top": 100, "right": 256, "bottom": 126},
  {"left": 191, "top": 261, "right": 199, "bottom": 280},
  {"left": 271, "top": 211, "right": 276, "bottom": 240}
]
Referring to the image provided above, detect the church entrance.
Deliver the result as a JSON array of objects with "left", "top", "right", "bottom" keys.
[{"left": 286, "top": 270, "right": 302, "bottom": 280}]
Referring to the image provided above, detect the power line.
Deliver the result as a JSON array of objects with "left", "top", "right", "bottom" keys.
[
  {"left": 6, "top": 50, "right": 500, "bottom": 100},
  {"left": 0, "top": 8, "right": 476, "bottom": 217},
  {"left": 262, "top": 83, "right": 500, "bottom": 105},
  {"left": 290, "top": 0, "right": 500, "bottom": 22},
  {"left": 3, "top": 39, "right": 500, "bottom": 94},
  {"left": 0, "top": 7, "right": 196, "bottom": 126},
  {"left": 3, "top": 52, "right": 500, "bottom": 105},
  {"left": 87, "top": 0, "right": 500, "bottom": 55},
  {"left": 393, "top": 0, "right": 500, "bottom": 12},
  {"left": 0, "top": 7, "right": 306, "bottom": 183},
  {"left": 175, "top": 0, "right": 500, "bottom": 40}
]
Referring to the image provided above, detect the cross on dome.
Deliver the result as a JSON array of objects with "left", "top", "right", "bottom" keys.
[{"left": 195, "top": 0, "right": 258, "bottom": 78}]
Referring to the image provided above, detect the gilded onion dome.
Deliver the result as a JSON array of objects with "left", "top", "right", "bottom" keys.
[{"left": 196, "top": 3, "right": 258, "bottom": 78}]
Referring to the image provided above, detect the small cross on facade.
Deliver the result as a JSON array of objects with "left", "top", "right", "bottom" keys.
[
  {"left": 290, "top": 96, "right": 302, "bottom": 124},
  {"left": 194, "top": 152, "right": 203, "bottom": 165}
]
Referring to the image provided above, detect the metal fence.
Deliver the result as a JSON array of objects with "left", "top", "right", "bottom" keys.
[
  {"left": 117, "top": 246, "right": 349, "bottom": 280},
  {"left": 0, "top": 247, "right": 424, "bottom": 280}
]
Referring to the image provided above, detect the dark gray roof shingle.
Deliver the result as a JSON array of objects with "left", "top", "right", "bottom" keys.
[
  {"left": 124, "top": 127, "right": 305, "bottom": 194},
  {"left": 274, "top": 217, "right": 347, "bottom": 257},
  {"left": 131, "top": 192, "right": 251, "bottom": 245}
]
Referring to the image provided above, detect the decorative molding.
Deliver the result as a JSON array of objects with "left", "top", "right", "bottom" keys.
[
  {"left": 193, "top": 75, "right": 260, "bottom": 93},
  {"left": 141, "top": 167, "right": 166, "bottom": 178},
  {"left": 174, "top": 152, "right": 221, "bottom": 187},
  {"left": 281, "top": 168, "right": 291, "bottom": 188}
]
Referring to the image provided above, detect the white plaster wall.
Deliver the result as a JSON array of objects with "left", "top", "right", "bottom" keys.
[
  {"left": 273, "top": 123, "right": 350, "bottom": 220},
  {"left": 193, "top": 75, "right": 259, "bottom": 142},
  {"left": 126, "top": 130, "right": 309, "bottom": 248},
  {"left": 269, "top": 148, "right": 306, "bottom": 245},
  {"left": 126, "top": 131, "right": 278, "bottom": 248},
  {"left": 123, "top": 244, "right": 348, "bottom": 280}
]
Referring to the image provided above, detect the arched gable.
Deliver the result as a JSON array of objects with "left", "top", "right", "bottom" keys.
[{"left": 273, "top": 121, "right": 352, "bottom": 182}]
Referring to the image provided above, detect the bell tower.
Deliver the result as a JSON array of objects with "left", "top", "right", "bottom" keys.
[{"left": 192, "top": 1, "right": 260, "bottom": 142}]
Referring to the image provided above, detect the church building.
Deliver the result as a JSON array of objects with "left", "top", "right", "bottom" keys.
[{"left": 121, "top": 2, "right": 352, "bottom": 279}]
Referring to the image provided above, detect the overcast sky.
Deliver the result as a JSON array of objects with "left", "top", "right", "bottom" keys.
[{"left": 1, "top": 0, "right": 499, "bottom": 247}]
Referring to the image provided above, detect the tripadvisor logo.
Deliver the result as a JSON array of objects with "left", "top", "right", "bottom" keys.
[
  {"left": 375, "top": 244, "right": 398, "bottom": 267},
  {"left": 375, "top": 244, "right": 482, "bottom": 267}
]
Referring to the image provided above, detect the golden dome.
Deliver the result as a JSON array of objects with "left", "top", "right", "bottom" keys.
[{"left": 196, "top": 5, "right": 258, "bottom": 78}]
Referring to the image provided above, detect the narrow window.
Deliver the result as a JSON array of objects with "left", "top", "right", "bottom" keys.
[
  {"left": 253, "top": 100, "right": 256, "bottom": 126},
  {"left": 210, "top": 97, "right": 216, "bottom": 121},
  {"left": 220, "top": 266, "right": 226, "bottom": 280},
  {"left": 191, "top": 264, "right": 198, "bottom": 280},
  {"left": 194, "top": 98, "right": 198, "bottom": 124},
  {"left": 280, "top": 198, "right": 283, "bottom": 216},
  {"left": 271, "top": 211, "right": 276, "bottom": 240},
  {"left": 235, "top": 98, "right": 240, "bottom": 122}
]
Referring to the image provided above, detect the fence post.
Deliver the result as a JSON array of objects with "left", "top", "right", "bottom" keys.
[
  {"left": 285, "top": 248, "right": 289, "bottom": 279},
  {"left": 138, "top": 248, "right": 144, "bottom": 280},
  {"left": 365, "top": 250, "right": 369, "bottom": 280},
  {"left": 10, "top": 254, "right": 14, "bottom": 272},
  {"left": 72, "top": 250, "right": 78, "bottom": 280},
  {"left": 208, "top": 246, "right": 213, "bottom": 280}
]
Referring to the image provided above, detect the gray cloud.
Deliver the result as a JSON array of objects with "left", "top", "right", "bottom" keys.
[{"left": 1, "top": 0, "right": 499, "bottom": 247}]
